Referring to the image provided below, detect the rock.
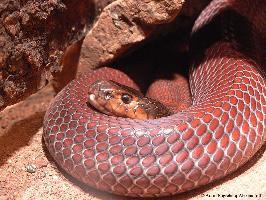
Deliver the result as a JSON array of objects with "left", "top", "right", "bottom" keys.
[
  {"left": 81, "top": 0, "right": 186, "bottom": 69},
  {"left": 0, "top": 0, "right": 94, "bottom": 111}
]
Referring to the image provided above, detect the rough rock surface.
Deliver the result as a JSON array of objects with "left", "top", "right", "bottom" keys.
[{"left": 0, "top": 0, "right": 94, "bottom": 111}]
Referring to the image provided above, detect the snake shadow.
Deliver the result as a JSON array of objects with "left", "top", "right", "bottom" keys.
[
  {"left": 110, "top": 25, "right": 192, "bottom": 95},
  {"left": 0, "top": 111, "right": 45, "bottom": 166}
]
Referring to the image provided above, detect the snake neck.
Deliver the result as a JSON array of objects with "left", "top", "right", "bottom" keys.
[{"left": 138, "top": 97, "right": 173, "bottom": 119}]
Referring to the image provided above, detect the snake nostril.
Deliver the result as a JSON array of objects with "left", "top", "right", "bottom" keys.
[{"left": 104, "top": 91, "right": 113, "bottom": 100}]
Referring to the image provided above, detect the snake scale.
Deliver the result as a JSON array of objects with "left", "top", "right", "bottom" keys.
[{"left": 43, "top": 0, "right": 266, "bottom": 197}]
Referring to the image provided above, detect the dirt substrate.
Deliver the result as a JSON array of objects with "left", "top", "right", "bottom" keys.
[{"left": 0, "top": 81, "right": 265, "bottom": 200}]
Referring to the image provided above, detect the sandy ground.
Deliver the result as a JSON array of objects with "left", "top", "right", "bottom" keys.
[{"left": 0, "top": 83, "right": 265, "bottom": 200}]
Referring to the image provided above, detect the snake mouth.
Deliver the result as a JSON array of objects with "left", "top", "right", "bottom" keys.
[{"left": 87, "top": 93, "right": 113, "bottom": 115}]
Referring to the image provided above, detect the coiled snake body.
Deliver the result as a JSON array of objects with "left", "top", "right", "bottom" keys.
[{"left": 43, "top": 0, "right": 266, "bottom": 197}]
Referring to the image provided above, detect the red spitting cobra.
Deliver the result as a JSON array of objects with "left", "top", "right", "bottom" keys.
[{"left": 43, "top": 0, "right": 266, "bottom": 197}]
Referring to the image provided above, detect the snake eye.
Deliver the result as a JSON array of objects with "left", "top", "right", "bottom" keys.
[
  {"left": 121, "top": 93, "right": 132, "bottom": 104},
  {"left": 104, "top": 91, "right": 113, "bottom": 100}
]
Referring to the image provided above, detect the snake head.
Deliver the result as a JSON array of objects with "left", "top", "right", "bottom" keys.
[
  {"left": 87, "top": 80, "right": 172, "bottom": 120},
  {"left": 87, "top": 80, "right": 148, "bottom": 119}
]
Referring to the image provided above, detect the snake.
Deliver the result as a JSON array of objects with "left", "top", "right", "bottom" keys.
[{"left": 43, "top": 0, "right": 266, "bottom": 197}]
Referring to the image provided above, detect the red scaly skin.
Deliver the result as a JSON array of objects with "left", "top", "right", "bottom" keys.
[{"left": 43, "top": 0, "right": 266, "bottom": 197}]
